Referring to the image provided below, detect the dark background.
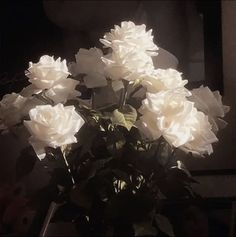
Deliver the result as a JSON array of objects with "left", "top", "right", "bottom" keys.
[
  {"left": 1, "top": 1, "right": 63, "bottom": 74},
  {"left": 0, "top": 1, "right": 223, "bottom": 97}
]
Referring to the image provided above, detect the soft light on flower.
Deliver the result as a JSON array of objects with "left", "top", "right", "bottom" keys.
[
  {"left": 24, "top": 103, "right": 85, "bottom": 160},
  {"left": 44, "top": 79, "right": 80, "bottom": 104},
  {"left": 102, "top": 45, "right": 154, "bottom": 81},
  {"left": 21, "top": 78, "right": 80, "bottom": 104},
  {"left": 100, "top": 21, "right": 158, "bottom": 56},
  {"left": 69, "top": 48, "right": 107, "bottom": 88},
  {"left": 138, "top": 91, "right": 195, "bottom": 145},
  {"left": 179, "top": 111, "right": 218, "bottom": 156},
  {"left": 141, "top": 68, "right": 188, "bottom": 93},
  {"left": 189, "top": 86, "right": 230, "bottom": 132},
  {"left": 137, "top": 91, "right": 218, "bottom": 155},
  {"left": 25, "top": 55, "right": 70, "bottom": 90}
]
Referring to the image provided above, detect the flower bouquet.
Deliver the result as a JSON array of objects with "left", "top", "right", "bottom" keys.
[{"left": 0, "top": 21, "right": 229, "bottom": 237}]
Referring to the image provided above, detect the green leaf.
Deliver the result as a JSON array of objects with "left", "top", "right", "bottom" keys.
[
  {"left": 169, "top": 160, "right": 198, "bottom": 184},
  {"left": 93, "top": 83, "right": 119, "bottom": 110},
  {"left": 87, "top": 158, "right": 112, "bottom": 179},
  {"left": 155, "top": 214, "right": 175, "bottom": 237},
  {"left": 70, "top": 182, "right": 92, "bottom": 210},
  {"left": 170, "top": 160, "right": 191, "bottom": 177},
  {"left": 132, "top": 79, "right": 143, "bottom": 88},
  {"left": 76, "top": 125, "right": 98, "bottom": 157},
  {"left": 133, "top": 221, "right": 157, "bottom": 237},
  {"left": 106, "top": 130, "right": 126, "bottom": 155},
  {"left": 111, "top": 104, "right": 137, "bottom": 131},
  {"left": 112, "top": 169, "right": 131, "bottom": 184}
]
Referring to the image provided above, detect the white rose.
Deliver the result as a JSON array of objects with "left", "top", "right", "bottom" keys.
[
  {"left": 69, "top": 48, "right": 107, "bottom": 88},
  {"left": 21, "top": 79, "right": 80, "bottom": 104},
  {"left": 0, "top": 93, "right": 27, "bottom": 127},
  {"left": 20, "top": 84, "right": 42, "bottom": 97},
  {"left": 180, "top": 111, "right": 218, "bottom": 156},
  {"left": 189, "top": 86, "right": 230, "bottom": 132},
  {"left": 100, "top": 21, "right": 158, "bottom": 56},
  {"left": 102, "top": 45, "right": 154, "bottom": 81},
  {"left": 25, "top": 55, "right": 70, "bottom": 89},
  {"left": 141, "top": 68, "right": 189, "bottom": 93},
  {"left": 138, "top": 91, "right": 195, "bottom": 146},
  {"left": 44, "top": 79, "right": 80, "bottom": 104},
  {"left": 137, "top": 91, "right": 218, "bottom": 155},
  {"left": 135, "top": 111, "right": 162, "bottom": 141},
  {"left": 24, "top": 103, "right": 84, "bottom": 160},
  {"left": 0, "top": 92, "right": 45, "bottom": 130}
]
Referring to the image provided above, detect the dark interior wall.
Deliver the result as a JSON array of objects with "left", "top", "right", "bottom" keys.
[
  {"left": 0, "top": 1, "right": 200, "bottom": 75},
  {"left": 0, "top": 1, "right": 144, "bottom": 76},
  {"left": 1, "top": 1, "right": 64, "bottom": 74},
  {"left": 1, "top": 1, "right": 221, "bottom": 94}
]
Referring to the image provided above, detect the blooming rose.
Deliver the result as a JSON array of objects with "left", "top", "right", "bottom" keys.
[
  {"left": 100, "top": 21, "right": 158, "bottom": 56},
  {"left": 25, "top": 55, "right": 70, "bottom": 89},
  {"left": 189, "top": 86, "right": 230, "bottom": 132},
  {"left": 102, "top": 45, "right": 154, "bottom": 81},
  {"left": 180, "top": 111, "right": 218, "bottom": 156},
  {"left": 69, "top": 48, "right": 107, "bottom": 88},
  {"left": 45, "top": 79, "right": 80, "bottom": 104},
  {"left": 24, "top": 103, "right": 84, "bottom": 160},
  {"left": 23, "top": 55, "right": 80, "bottom": 103},
  {"left": 21, "top": 80, "right": 80, "bottom": 104},
  {"left": 141, "top": 68, "right": 188, "bottom": 93},
  {"left": 138, "top": 91, "right": 194, "bottom": 145},
  {"left": 0, "top": 92, "right": 46, "bottom": 131},
  {"left": 137, "top": 91, "right": 217, "bottom": 155},
  {"left": 0, "top": 93, "right": 28, "bottom": 127},
  {"left": 100, "top": 21, "right": 159, "bottom": 83}
]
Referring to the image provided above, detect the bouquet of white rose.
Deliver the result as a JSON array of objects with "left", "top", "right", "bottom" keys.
[{"left": 0, "top": 21, "right": 229, "bottom": 237}]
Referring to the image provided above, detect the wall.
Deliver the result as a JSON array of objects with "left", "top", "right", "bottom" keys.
[
  {"left": 221, "top": 0, "right": 236, "bottom": 136},
  {"left": 182, "top": 1, "right": 236, "bottom": 171}
]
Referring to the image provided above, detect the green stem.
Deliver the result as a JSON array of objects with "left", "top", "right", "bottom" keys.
[
  {"left": 129, "top": 85, "right": 143, "bottom": 98},
  {"left": 40, "top": 149, "right": 75, "bottom": 237},
  {"left": 119, "top": 80, "right": 129, "bottom": 109},
  {"left": 60, "top": 148, "right": 75, "bottom": 185},
  {"left": 165, "top": 148, "right": 177, "bottom": 169},
  {"left": 91, "top": 89, "right": 95, "bottom": 110},
  {"left": 153, "top": 136, "right": 164, "bottom": 159},
  {"left": 39, "top": 202, "right": 58, "bottom": 237}
]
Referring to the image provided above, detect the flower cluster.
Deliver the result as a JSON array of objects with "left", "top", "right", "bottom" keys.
[
  {"left": 0, "top": 20, "right": 231, "bottom": 237},
  {"left": 0, "top": 21, "right": 229, "bottom": 160},
  {"left": 101, "top": 21, "right": 157, "bottom": 82},
  {"left": 0, "top": 56, "right": 84, "bottom": 158}
]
